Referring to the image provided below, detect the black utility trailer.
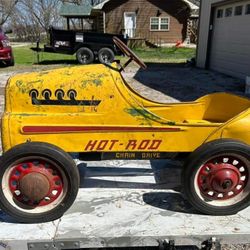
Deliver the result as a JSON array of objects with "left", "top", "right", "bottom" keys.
[{"left": 33, "top": 27, "right": 127, "bottom": 64}]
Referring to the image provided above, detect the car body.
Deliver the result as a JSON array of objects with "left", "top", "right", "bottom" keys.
[
  {"left": 2, "top": 64, "right": 250, "bottom": 154},
  {"left": 0, "top": 29, "right": 14, "bottom": 66},
  {"left": 0, "top": 38, "right": 249, "bottom": 223}
]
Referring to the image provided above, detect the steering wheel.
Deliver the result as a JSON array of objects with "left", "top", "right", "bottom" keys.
[{"left": 113, "top": 36, "right": 147, "bottom": 70}]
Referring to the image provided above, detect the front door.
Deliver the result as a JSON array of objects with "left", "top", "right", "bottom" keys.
[{"left": 124, "top": 12, "right": 136, "bottom": 38}]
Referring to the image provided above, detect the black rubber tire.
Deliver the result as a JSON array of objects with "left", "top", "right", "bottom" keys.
[
  {"left": 3, "top": 54, "right": 14, "bottom": 67},
  {"left": 0, "top": 142, "right": 80, "bottom": 223},
  {"left": 6, "top": 58, "right": 14, "bottom": 66},
  {"left": 76, "top": 47, "right": 94, "bottom": 65},
  {"left": 98, "top": 47, "right": 115, "bottom": 64},
  {"left": 8, "top": 53, "right": 15, "bottom": 66},
  {"left": 9, "top": 58, "right": 15, "bottom": 66},
  {"left": 182, "top": 139, "right": 250, "bottom": 215}
]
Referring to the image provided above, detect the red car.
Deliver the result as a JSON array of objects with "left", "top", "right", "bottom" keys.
[{"left": 0, "top": 29, "right": 14, "bottom": 66}]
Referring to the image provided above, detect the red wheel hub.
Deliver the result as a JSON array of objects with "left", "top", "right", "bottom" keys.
[
  {"left": 8, "top": 160, "right": 64, "bottom": 207},
  {"left": 197, "top": 156, "right": 248, "bottom": 200}
]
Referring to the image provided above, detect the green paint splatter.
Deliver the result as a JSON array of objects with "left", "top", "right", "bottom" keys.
[
  {"left": 37, "top": 71, "right": 49, "bottom": 77},
  {"left": 16, "top": 80, "right": 30, "bottom": 94},
  {"left": 124, "top": 107, "right": 175, "bottom": 126},
  {"left": 86, "top": 73, "right": 109, "bottom": 78},
  {"left": 16, "top": 80, "right": 34, "bottom": 94},
  {"left": 16, "top": 80, "right": 23, "bottom": 87},
  {"left": 17, "top": 113, "right": 48, "bottom": 117},
  {"left": 81, "top": 78, "right": 103, "bottom": 88},
  {"left": 80, "top": 72, "right": 109, "bottom": 88},
  {"left": 125, "top": 107, "right": 160, "bottom": 120},
  {"left": 167, "top": 121, "right": 176, "bottom": 125},
  {"left": 27, "top": 79, "right": 44, "bottom": 85},
  {"left": 62, "top": 70, "right": 73, "bottom": 76},
  {"left": 93, "top": 79, "right": 102, "bottom": 86}
]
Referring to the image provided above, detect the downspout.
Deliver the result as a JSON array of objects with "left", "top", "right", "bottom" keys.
[
  {"left": 184, "top": 1, "right": 192, "bottom": 43},
  {"left": 103, "top": 11, "right": 106, "bottom": 33},
  {"left": 205, "top": 6, "right": 215, "bottom": 69},
  {"left": 195, "top": 0, "right": 202, "bottom": 65}
]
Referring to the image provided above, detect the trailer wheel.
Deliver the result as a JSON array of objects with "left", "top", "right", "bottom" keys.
[
  {"left": 182, "top": 139, "right": 250, "bottom": 215},
  {"left": 98, "top": 48, "right": 115, "bottom": 64},
  {"left": 0, "top": 142, "right": 80, "bottom": 223},
  {"left": 76, "top": 47, "right": 94, "bottom": 64}
]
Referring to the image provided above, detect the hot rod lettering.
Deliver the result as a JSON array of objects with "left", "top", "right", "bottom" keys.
[
  {"left": 84, "top": 139, "right": 162, "bottom": 151},
  {"left": 125, "top": 140, "right": 162, "bottom": 150},
  {"left": 84, "top": 140, "right": 119, "bottom": 151}
]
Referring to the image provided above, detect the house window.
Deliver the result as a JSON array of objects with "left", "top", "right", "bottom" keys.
[
  {"left": 246, "top": 4, "right": 250, "bottom": 14},
  {"left": 217, "top": 9, "right": 224, "bottom": 18},
  {"left": 225, "top": 7, "right": 233, "bottom": 17},
  {"left": 235, "top": 5, "right": 243, "bottom": 15},
  {"left": 150, "top": 17, "right": 169, "bottom": 31}
]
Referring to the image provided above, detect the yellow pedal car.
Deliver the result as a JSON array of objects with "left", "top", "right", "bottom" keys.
[{"left": 0, "top": 37, "right": 249, "bottom": 223}]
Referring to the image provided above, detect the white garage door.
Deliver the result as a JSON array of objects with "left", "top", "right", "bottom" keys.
[{"left": 210, "top": 1, "right": 250, "bottom": 79}]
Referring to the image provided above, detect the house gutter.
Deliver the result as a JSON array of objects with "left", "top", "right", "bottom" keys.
[
  {"left": 92, "top": 0, "right": 110, "bottom": 10},
  {"left": 182, "top": 0, "right": 200, "bottom": 10}
]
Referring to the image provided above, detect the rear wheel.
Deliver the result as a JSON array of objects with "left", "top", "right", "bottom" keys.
[
  {"left": 0, "top": 142, "right": 80, "bottom": 223},
  {"left": 182, "top": 139, "right": 250, "bottom": 215},
  {"left": 76, "top": 47, "right": 94, "bottom": 65},
  {"left": 98, "top": 47, "right": 115, "bottom": 64}
]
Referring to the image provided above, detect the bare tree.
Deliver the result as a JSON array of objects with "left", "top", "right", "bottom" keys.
[
  {"left": 18, "top": 0, "right": 61, "bottom": 39},
  {"left": 0, "top": 0, "right": 18, "bottom": 26},
  {"left": 11, "top": 5, "right": 42, "bottom": 42}
]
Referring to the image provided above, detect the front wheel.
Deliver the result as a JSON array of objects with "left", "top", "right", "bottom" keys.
[
  {"left": 0, "top": 142, "right": 80, "bottom": 223},
  {"left": 182, "top": 139, "right": 250, "bottom": 215}
]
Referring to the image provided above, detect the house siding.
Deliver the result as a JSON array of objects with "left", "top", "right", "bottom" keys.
[{"left": 102, "top": 0, "right": 191, "bottom": 43}]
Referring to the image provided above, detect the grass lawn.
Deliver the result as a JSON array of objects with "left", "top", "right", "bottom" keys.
[
  {"left": 133, "top": 47, "right": 196, "bottom": 62},
  {"left": 0, "top": 44, "right": 196, "bottom": 72},
  {"left": 13, "top": 45, "right": 76, "bottom": 65}
]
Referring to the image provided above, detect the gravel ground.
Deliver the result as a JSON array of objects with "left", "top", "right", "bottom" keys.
[
  {"left": 0, "top": 63, "right": 249, "bottom": 249},
  {"left": 0, "top": 62, "right": 246, "bottom": 101},
  {"left": 125, "top": 63, "right": 246, "bottom": 102}
]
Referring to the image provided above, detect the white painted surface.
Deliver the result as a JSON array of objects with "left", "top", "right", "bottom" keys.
[
  {"left": 210, "top": 1, "right": 250, "bottom": 79},
  {"left": 197, "top": 0, "right": 250, "bottom": 80},
  {"left": 196, "top": 0, "right": 220, "bottom": 68},
  {"left": 124, "top": 12, "right": 136, "bottom": 38}
]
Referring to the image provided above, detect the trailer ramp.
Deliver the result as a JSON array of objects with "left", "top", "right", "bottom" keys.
[{"left": 0, "top": 159, "right": 250, "bottom": 250}]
